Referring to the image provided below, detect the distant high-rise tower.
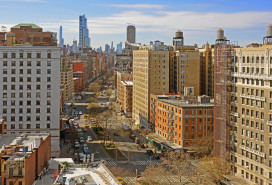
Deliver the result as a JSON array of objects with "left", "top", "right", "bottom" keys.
[
  {"left": 59, "top": 26, "right": 64, "bottom": 47},
  {"left": 79, "top": 14, "right": 90, "bottom": 52},
  {"left": 111, "top": 41, "right": 113, "bottom": 51},
  {"left": 72, "top": 40, "right": 78, "bottom": 53},
  {"left": 117, "top": 42, "right": 122, "bottom": 54},
  {"left": 127, "top": 25, "right": 136, "bottom": 44}
]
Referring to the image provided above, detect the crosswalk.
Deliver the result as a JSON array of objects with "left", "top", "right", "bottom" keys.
[
  {"left": 131, "top": 160, "right": 162, "bottom": 166},
  {"left": 104, "top": 160, "right": 162, "bottom": 167},
  {"left": 104, "top": 161, "right": 118, "bottom": 166}
]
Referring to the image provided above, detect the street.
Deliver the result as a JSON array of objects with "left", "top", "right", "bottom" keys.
[{"left": 61, "top": 87, "right": 161, "bottom": 181}]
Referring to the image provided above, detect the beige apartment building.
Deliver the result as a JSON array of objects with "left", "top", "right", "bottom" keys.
[
  {"left": 133, "top": 41, "right": 171, "bottom": 128},
  {"left": 175, "top": 47, "right": 200, "bottom": 96},
  {"left": 199, "top": 43, "right": 214, "bottom": 97},
  {"left": 60, "top": 56, "right": 74, "bottom": 100},
  {"left": 231, "top": 44, "right": 272, "bottom": 185}
]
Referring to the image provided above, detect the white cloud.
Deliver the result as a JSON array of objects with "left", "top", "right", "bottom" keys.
[
  {"left": 96, "top": 4, "right": 166, "bottom": 9},
  {"left": 2, "top": 10, "right": 271, "bottom": 47}
]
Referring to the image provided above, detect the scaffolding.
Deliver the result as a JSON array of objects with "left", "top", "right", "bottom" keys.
[{"left": 213, "top": 43, "right": 233, "bottom": 166}]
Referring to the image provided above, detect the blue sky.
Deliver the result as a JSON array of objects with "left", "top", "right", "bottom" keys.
[{"left": 0, "top": 0, "right": 272, "bottom": 49}]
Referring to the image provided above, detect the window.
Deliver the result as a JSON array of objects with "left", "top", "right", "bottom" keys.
[
  {"left": 27, "top": 69, "right": 31, "bottom": 74},
  {"left": 36, "top": 124, "right": 40, "bottom": 129},
  {"left": 27, "top": 108, "right": 31, "bottom": 113},
  {"left": 20, "top": 61, "right": 23, "bottom": 66},
  {"left": 11, "top": 124, "right": 15, "bottom": 129},
  {"left": 47, "top": 53, "right": 51, "bottom": 58},
  {"left": 36, "top": 108, "right": 40, "bottom": 113},
  {"left": 47, "top": 124, "right": 50, "bottom": 128},
  {"left": 36, "top": 116, "right": 40, "bottom": 121},
  {"left": 3, "top": 69, "right": 7, "bottom": 74},
  {"left": 47, "top": 108, "right": 50, "bottom": 113},
  {"left": 47, "top": 116, "right": 50, "bottom": 121},
  {"left": 37, "top": 61, "right": 41, "bottom": 66},
  {"left": 37, "top": 77, "right": 41, "bottom": 82},
  {"left": 47, "top": 77, "right": 51, "bottom": 82},
  {"left": 36, "top": 85, "right": 40, "bottom": 90},
  {"left": 36, "top": 69, "right": 41, "bottom": 74},
  {"left": 47, "top": 85, "right": 51, "bottom": 90},
  {"left": 47, "top": 61, "right": 51, "bottom": 66},
  {"left": 47, "top": 69, "right": 51, "bottom": 74},
  {"left": 27, "top": 116, "right": 31, "bottom": 121},
  {"left": 27, "top": 124, "right": 31, "bottom": 129},
  {"left": 27, "top": 53, "right": 31, "bottom": 58},
  {"left": 11, "top": 61, "right": 16, "bottom": 66},
  {"left": 3, "top": 53, "right": 7, "bottom": 58},
  {"left": 47, "top": 92, "right": 51, "bottom": 97},
  {"left": 27, "top": 101, "right": 31, "bottom": 106},
  {"left": 11, "top": 69, "right": 15, "bottom": 74},
  {"left": 36, "top": 53, "right": 41, "bottom": 58}
]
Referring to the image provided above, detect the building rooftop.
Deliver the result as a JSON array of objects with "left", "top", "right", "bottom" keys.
[
  {"left": 0, "top": 134, "right": 21, "bottom": 152},
  {"left": 12, "top": 23, "right": 41, "bottom": 29},
  {"left": 35, "top": 158, "right": 121, "bottom": 185},
  {"left": 0, "top": 133, "right": 50, "bottom": 153},
  {"left": 159, "top": 96, "right": 214, "bottom": 108}
]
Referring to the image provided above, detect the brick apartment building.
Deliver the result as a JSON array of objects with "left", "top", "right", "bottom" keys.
[
  {"left": 72, "top": 61, "right": 88, "bottom": 92},
  {"left": 0, "top": 133, "right": 51, "bottom": 185},
  {"left": 154, "top": 95, "right": 213, "bottom": 148},
  {"left": 120, "top": 81, "right": 133, "bottom": 117},
  {"left": 116, "top": 71, "right": 133, "bottom": 105}
]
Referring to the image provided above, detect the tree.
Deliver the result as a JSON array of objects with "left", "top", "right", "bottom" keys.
[
  {"left": 105, "top": 88, "right": 113, "bottom": 101},
  {"left": 191, "top": 134, "right": 214, "bottom": 158},
  {"left": 87, "top": 97, "right": 99, "bottom": 127},
  {"left": 99, "top": 110, "right": 113, "bottom": 144},
  {"left": 140, "top": 151, "right": 212, "bottom": 185}
]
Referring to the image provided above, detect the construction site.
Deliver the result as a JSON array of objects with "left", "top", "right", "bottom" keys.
[{"left": 213, "top": 28, "right": 234, "bottom": 173}]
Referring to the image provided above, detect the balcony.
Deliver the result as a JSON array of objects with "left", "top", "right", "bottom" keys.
[
  {"left": 231, "top": 112, "right": 239, "bottom": 117},
  {"left": 239, "top": 145, "right": 265, "bottom": 158},
  {"left": 240, "top": 94, "right": 266, "bottom": 101},
  {"left": 267, "top": 121, "right": 272, "bottom": 126}
]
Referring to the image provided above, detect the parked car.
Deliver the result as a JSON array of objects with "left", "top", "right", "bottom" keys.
[
  {"left": 113, "top": 132, "right": 119, "bottom": 136},
  {"left": 87, "top": 136, "right": 92, "bottom": 141},
  {"left": 84, "top": 146, "right": 88, "bottom": 150},
  {"left": 83, "top": 128, "right": 88, "bottom": 132},
  {"left": 80, "top": 137, "right": 85, "bottom": 143},
  {"left": 79, "top": 111, "right": 82, "bottom": 115},
  {"left": 75, "top": 141, "right": 80, "bottom": 148},
  {"left": 152, "top": 153, "right": 161, "bottom": 160},
  {"left": 83, "top": 149, "right": 89, "bottom": 155},
  {"left": 146, "top": 150, "right": 154, "bottom": 156}
]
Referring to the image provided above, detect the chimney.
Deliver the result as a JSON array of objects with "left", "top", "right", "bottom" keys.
[{"left": 6, "top": 32, "right": 16, "bottom": 46}]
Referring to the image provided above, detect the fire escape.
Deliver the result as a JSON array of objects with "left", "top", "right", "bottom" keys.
[{"left": 166, "top": 108, "right": 174, "bottom": 142}]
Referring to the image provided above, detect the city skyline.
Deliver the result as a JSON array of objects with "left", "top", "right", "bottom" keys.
[{"left": 0, "top": 0, "right": 271, "bottom": 48}]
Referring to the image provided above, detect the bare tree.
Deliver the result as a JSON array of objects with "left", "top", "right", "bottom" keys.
[
  {"left": 191, "top": 134, "right": 214, "bottom": 158},
  {"left": 140, "top": 151, "right": 212, "bottom": 185},
  {"left": 99, "top": 110, "right": 113, "bottom": 144}
]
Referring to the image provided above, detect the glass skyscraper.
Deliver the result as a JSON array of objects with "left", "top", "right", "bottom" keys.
[{"left": 79, "top": 14, "right": 90, "bottom": 52}]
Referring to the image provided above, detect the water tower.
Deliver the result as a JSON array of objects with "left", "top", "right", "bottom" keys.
[
  {"left": 263, "top": 24, "right": 272, "bottom": 45},
  {"left": 173, "top": 30, "right": 184, "bottom": 50}
]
